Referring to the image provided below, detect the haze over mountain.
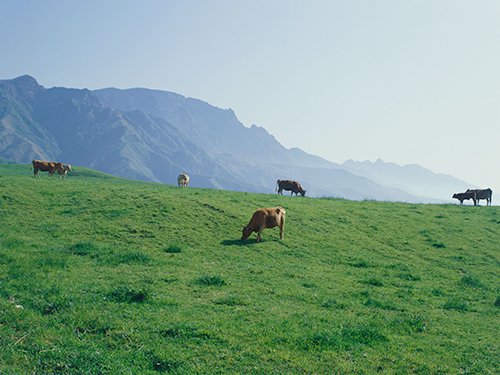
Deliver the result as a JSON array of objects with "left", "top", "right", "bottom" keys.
[
  {"left": 0, "top": 75, "right": 473, "bottom": 202},
  {"left": 342, "top": 159, "right": 475, "bottom": 203}
]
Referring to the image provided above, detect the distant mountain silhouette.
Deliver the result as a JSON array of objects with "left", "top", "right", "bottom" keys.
[
  {"left": 0, "top": 75, "right": 472, "bottom": 202},
  {"left": 342, "top": 159, "right": 475, "bottom": 203}
]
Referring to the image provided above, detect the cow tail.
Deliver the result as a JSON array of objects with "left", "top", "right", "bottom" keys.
[{"left": 275, "top": 180, "right": 279, "bottom": 193}]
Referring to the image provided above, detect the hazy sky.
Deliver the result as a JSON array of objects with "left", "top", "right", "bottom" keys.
[{"left": 2, "top": 1, "right": 499, "bottom": 197}]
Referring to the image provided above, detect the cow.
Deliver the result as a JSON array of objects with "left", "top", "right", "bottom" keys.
[
  {"left": 177, "top": 173, "right": 189, "bottom": 188},
  {"left": 56, "top": 164, "right": 72, "bottom": 179},
  {"left": 452, "top": 191, "right": 475, "bottom": 205},
  {"left": 241, "top": 206, "right": 286, "bottom": 242},
  {"left": 466, "top": 188, "right": 492, "bottom": 206},
  {"left": 275, "top": 179, "right": 306, "bottom": 197},
  {"left": 30, "top": 160, "right": 63, "bottom": 178}
]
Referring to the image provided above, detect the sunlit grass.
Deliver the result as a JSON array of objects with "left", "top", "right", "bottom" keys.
[{"left": 0, "top": 163, "right": 499, "bottom": 374}]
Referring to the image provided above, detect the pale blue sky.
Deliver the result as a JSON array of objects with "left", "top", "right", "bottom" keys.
[{"left": 2, "top": 1, "right": 499, "bottom": 196}]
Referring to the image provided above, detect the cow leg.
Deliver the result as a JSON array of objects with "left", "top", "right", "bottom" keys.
[
  {"left": 279, "top": 221, "right": 284, "bottom": 239},
  {"left": 256, "top": 225, "right": 266, "bottom": 242}
]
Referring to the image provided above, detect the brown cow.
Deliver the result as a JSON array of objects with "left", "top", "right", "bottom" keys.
[
  {"left": 30, "top": 160, "right": 63, "bottom": 178},
  {"left": 177, "top": 173, "right": 189, "bottom": 187},
  {"left": 241, "top": 206, "right": 286, "bottom": 242},
  {"left": 56, "top": 164, "right": 72, "bottom": 179},
  {"left": 466, "top": 188, "right": 492, "bottom": 206},
  {"left": 452, "top": 191, "right": 475, "bottom": 205},
  {"left": 276, "top": 179, "right": 306, "bottom": 197}
]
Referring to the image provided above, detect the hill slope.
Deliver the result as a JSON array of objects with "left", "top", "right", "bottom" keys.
[{"left": 0, "top": 164, "right": 499, "bottom": 374}]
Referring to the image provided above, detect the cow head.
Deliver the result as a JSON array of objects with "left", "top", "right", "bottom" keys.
[
  {"left": 299, "top": 188, "right": 306, "bottom": 197},
  {"left": 241, "top": 225, "right": 253, "bottom": 240}
]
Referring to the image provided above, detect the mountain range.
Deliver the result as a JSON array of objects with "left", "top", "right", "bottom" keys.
[{"left": 0, "top": 75, "right": 473, "bottom": 202}]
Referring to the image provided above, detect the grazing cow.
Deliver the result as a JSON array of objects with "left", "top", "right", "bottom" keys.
[
  {"left": 452, "top": 191, "right": 475, "bottom": 205},
  {"left": 30, "top": 160, "right": 63, "bottom": 178},
  {"left": 241, "top": 206, "right": 286, "bottom": 242},
  {"left": 56, "top": 164, "right": 72, "bottom": 179},
  {"left": 275, "top": 179, "right": 306, "bottom": 197},
  {"left": 177, "top": 173, "right": 189, "bottom": 188},
  {"left": 466, "top": 188, "right": 492, "bottom": 206}
]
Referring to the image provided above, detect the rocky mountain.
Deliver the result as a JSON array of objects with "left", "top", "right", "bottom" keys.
[
  {"left": 94, "top": 87, "right": 335, "bottom": 169},
  {"left": 0, "top": 76, "right": 263, "bottom": 191},
  {"left": 0, "top": 75, "right": 470, "bottom": 202}
]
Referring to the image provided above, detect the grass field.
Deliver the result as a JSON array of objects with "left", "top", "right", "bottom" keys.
[{"left": 0, "top": 163, "right": 499, "bottom": 374}]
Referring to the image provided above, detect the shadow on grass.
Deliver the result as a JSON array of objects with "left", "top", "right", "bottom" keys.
[
  {"left": 221, "top": 239, "right": 251, "bottom": 246},
  {"left": 221, "top": 238, "right": 282, "bottom": 246}
]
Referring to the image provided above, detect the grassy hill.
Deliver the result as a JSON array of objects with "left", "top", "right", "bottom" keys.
[{"left": 0, "top": 164, "right": 499, "bottom": 374}]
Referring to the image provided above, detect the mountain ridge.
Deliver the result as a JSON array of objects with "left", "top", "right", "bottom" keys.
[{"left": 0, "top": 75, "right": 472, "bottom": 202}]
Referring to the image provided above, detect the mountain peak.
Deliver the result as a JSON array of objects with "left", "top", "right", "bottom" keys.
[
  {"left": 13, "top": 75, "right": 39, "bottom": 84},
  {"left": 0, "top": 75, "right": 45, "bottom": 101}
]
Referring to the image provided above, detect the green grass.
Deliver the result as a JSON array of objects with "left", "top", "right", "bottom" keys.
[{"left": 1, "top": 163, "right": 499, "bottom": 374}]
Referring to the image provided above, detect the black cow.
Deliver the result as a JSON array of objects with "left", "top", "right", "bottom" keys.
[
  {"left": 275, "top": 179, "right": 306, "bottom": 197},
  {"left": 452, "top": 192, "right": 475, "bottom": 205},
  {"left": 466, "top": 188, "right": 492, "bottom": 206}
]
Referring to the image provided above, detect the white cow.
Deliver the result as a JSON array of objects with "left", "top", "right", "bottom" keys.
[
  {"left": 56, "top": 164, "right": 72, "bottom": 179},
  {"left": 177, "top": 173, "right": 189, "bottom": 188}
]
